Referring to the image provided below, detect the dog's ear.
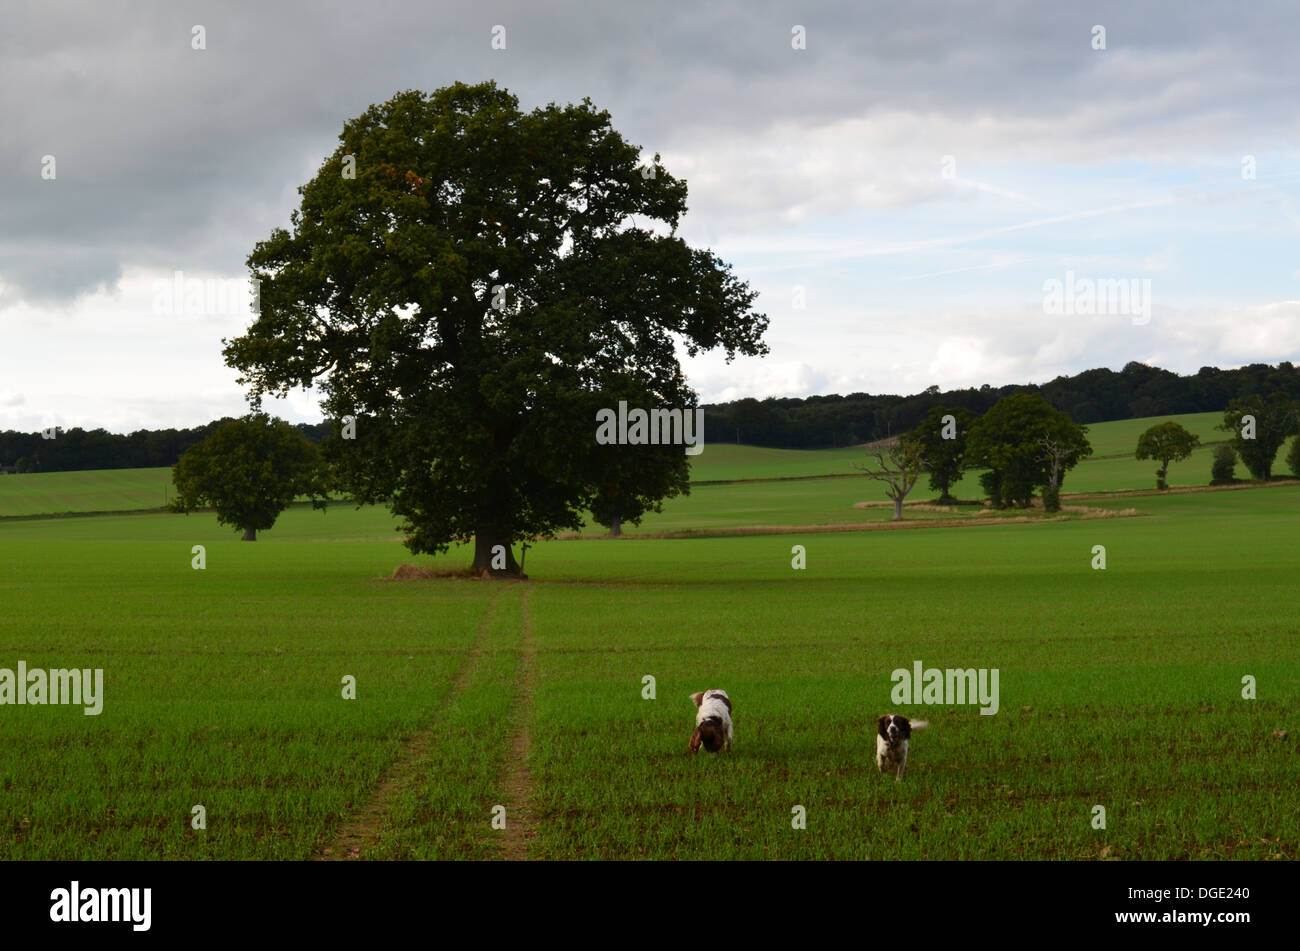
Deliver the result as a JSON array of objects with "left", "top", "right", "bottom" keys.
[
  {"left": 877, "top": 715, "right": 890, "bottom": 739},
  {"left": 898, "top": 716, "right": 911, "bottom": 739},
  {"left": 690, "top": 691, "right": 705, "bottom": 708},
  {"left": 689, "top": 726, "right": 702, "bottom": 753}
]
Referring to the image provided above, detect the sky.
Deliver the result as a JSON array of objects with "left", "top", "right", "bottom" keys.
[{"left": 3, "top": 0, "right": 1299, "bottom": 433}]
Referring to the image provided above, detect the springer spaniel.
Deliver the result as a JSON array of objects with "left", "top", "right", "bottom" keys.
[
  {"left": 876, "top": 714, "right": 928, "bottom": 780},
  {"left": 689, "top": 689, "right": 733, "bottom": 753}
]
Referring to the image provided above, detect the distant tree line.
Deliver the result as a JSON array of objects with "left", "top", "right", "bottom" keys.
[
  {"left": 705, "top": 361, "right": 1300, "bottom": 449},
  {"left": 3, "top": 360, "right": 1298, "bottom": 473},
  {"left": 0, "top": 419, "right": 333, "bottom": 474}
]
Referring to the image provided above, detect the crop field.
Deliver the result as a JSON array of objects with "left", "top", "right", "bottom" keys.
[
  {"left": 1, "top": 413, "right": 1297, "bottom": 861},
  {"left": 0, "top": 466, "right": 176, "bottom": 518}
]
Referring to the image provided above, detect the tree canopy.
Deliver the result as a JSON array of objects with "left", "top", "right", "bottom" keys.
[
  {"left": 1135, "top": 421, "right": 1200, "bottom": 489},
  {"left": 966, "top": 394, "right": 1092, "bottom": 508},
  {"left": 904, "top": 405, "right": 974, "bottom": 503},
  {"left": 169, "top": 414, "right": 327, "bottom": 540},
  {"left": 1219, "top": 394, "right": 1300, "bottom": 479},
  {"left": 222, "top": 82, "right": 767, "bottom": 573}
]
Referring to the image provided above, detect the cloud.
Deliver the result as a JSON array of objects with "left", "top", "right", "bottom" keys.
[{"left": 3, "top": 0, "right": 1299, "bottom": 429}]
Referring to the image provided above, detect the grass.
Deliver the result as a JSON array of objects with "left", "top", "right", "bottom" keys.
[
  {"left": 1, "top": 472, "right": 1297, "bottom": 860},
  {"left": 0, "top": 466, "right": 176, "bottom": 518}
]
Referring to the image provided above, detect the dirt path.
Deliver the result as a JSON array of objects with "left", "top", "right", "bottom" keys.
[
  {"left": 498, "top": 585, "right": 538, "bottom": 860},
  {"left": 314, "top": 585, "right": 509, "bottom": 861}
]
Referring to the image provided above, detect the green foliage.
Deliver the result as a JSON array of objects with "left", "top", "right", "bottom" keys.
[
  {"left": 1041, "top": 484, "right": 1060, "bottom": 512},
  {"left": 1289, "top": 436, "right": 1300, "bottom": 479},
  {"left": 1219, "top": 394, "right": 1300, "bottom": 479},
  {"left": 978, "top": 470, "right": 1002, "bottom": 508},
  {"left": 966, "top": 394, "right": 1092, "bottom": 508},
  {"left": 224, "top": 82, "right": 766, "bottom": 570},
  {"left": 1135, "top": 420, "right": 1200, "bottom": 489},
  {"left": 1210, "top": 443, "right": 1237, "bottom": 485},
  {"left": 589, "top": 383, "right": 692, "bottom": 535},
  {"left": 169, "top": 415, "right": 326, "bottom": 538},
  {"left": 905, "top": 405, "right": 973, "bottom": 502}
]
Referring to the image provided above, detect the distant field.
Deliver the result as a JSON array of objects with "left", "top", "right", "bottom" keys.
[
  {"left": 1070, "top": 411, "right": 1228, "bottom": 457},
  {"left": 684, "top": 443, "right": 868, "bottom": 481},
  {"left": 0, "top": 467, "right": 175, "bottom": 517}
]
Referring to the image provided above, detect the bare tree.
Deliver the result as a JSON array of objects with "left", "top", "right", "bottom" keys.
[
  {"left": 1037, "top": 431, "right": 1087, "bottom": 512},
  {"left": 853, "top": 439, "right": 927, "bottom": 520}
]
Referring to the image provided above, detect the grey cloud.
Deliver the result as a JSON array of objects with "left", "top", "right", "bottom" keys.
[{"left": 3, "top": 0, "right": 1299, "bottom": 306}]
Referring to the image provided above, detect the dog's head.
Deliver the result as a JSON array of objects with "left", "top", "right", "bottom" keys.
[
  {"left": 694, "top": 716, "right": 727, "bottom": 753},
  {"left": 877, "top": 714, "right": 911, "bottom": 745}
]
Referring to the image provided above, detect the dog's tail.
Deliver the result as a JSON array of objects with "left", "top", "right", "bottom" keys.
[{"left": 910, "top": 720, "right": 930, "bottom": 730}]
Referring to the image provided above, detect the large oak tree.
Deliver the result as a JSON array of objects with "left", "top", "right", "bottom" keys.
[{"left": 223, "top": 83, "right": 767, "bottom": 574}]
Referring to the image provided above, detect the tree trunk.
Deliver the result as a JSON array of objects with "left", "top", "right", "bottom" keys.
[
  {"left": 609, "top": 516, "right": 622, "bottom": 537},
  {"left": 242, "top": 526, "right": 257, "bottom": 541},
  {"left": 892, "top": 498, "right": 903, "bottom": 521},
  {"left": 472, "top": 533, "right": 524, "bottom": 578}
]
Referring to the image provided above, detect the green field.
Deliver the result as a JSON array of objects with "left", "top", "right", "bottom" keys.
[
  {"left": 0, "top": 466, "right": 176, "bottom": 518},
  {"left": 1, "top": 420, "right": 1297, "bottom": 860}
]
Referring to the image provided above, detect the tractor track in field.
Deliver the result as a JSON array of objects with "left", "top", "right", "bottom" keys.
[
  {"left": 314, "top": 584, "right": 511, "bottom": 861},
  {"left": 498, "top": 586, "right": 538, "bottom": 861}
]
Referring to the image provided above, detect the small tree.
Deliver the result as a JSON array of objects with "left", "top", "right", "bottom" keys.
[
  {"left": 1287, "top": 436, "right": 1300, "bottom": 479},
  {"left": 1135, "top": 421, "right": 1201, "bottom": 490},
  {"left": 905, "top": 405, "right": 974, "bottom": 503},
  {"left": 588, "top": 439, "right": 689, "bottom": 537},
  {"left": 978, "top": 470, "right": 1002, "bottom": 508},
  {"left": 853, "top": 438, "right": 926, "bottom": 520},
  {"left": 1036, "top": 431, "right": 1089, "bottom": 512},
  {"left": 170, "top": 414, "right": 328, "bottom": 540},
  {"left": 1210, "top": 443, "right": 1237, "bottom": 485}
]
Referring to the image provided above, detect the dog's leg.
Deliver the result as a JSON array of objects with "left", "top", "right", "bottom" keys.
[{"left": 896, "top": 747, "right": 908, "bottom": 781}]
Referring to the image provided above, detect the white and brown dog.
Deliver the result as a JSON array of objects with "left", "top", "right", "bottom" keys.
[
  {"left": 689, "top": 689, "right": 733, "bottom": 753},
  {"left": 876, "top": 714, "right": 927, "bottom": 780}
]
